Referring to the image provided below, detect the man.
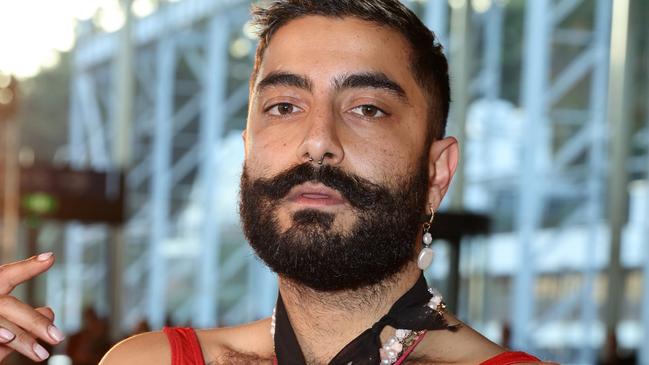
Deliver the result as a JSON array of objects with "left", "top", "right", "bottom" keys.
[{"left": 0, "top": 1, "right": 552, "bottom": 364}]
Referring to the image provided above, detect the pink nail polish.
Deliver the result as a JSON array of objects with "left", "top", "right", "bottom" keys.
[
  {"left": 0, "top": 328, "right": 14, "bottom": 342},
  {"left": 33, "top": 343, "right": 49, "bottom": 360},
  {"left": 36, "top": 252, "right": 53, "bottom": 262},
  {"left": 47, "top": 325, "right": 65, "bottom": 342}
]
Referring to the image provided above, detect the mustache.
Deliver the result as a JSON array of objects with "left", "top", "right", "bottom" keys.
[{"left": 247, "top": 163, "right": 391, "bottom": 210}]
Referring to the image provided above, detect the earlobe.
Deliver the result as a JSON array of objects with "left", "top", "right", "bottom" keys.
[{"left": 426, "top": 137, "right": 459, "bottom": 211}]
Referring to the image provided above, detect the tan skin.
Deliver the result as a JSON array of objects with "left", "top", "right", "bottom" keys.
[
  {"left": 0, "top": 253, "right": 64, "bottom": 362},
  {"left": 0, "top": 16, "right": 556, "bottom": 365}
]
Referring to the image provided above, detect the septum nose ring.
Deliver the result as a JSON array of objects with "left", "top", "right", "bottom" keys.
[{"left": 307, "top": 153, "right": 325, "bottom": 165}]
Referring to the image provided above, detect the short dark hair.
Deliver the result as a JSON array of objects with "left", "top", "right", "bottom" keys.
[{"left": 250, "top": 0, "right": 450, "bottom": 141}]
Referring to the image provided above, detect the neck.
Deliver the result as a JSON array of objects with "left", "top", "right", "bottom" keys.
[{"left": 278, "top": 261, "right": 422, "bottom": 364}]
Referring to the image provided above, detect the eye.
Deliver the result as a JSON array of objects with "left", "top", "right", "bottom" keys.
[
  {"left": 349, "top": 105, "right": 388, "bottom": 118},
  {"left": 266, "top": 103, "right": 302, "bottom": 116}
]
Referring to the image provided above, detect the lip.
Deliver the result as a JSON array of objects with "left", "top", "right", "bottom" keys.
[{"left": 285, "top": 182, "right": 346, "bottom": 207}]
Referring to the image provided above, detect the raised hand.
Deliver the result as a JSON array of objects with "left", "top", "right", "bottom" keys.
[{"left": 0, "top": 253, "right": 65, "bottom": 362}]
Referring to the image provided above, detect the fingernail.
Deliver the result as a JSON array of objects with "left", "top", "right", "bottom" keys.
[
  {"left": 47, "top": 325, "right": 65, "bottom": 342},
  {"left": 36, "top": 252, "right": 53, "bottom": 262},
  {"left": 0, "top": 328, "right": 14, "bottom": 342},
  {"left": 33, "top": 343, "right": 49, "bottom": 360}
]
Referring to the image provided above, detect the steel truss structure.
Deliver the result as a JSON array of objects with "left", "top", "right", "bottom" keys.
[
  {"left": 62, "top": 1, "right": 649, "bottom": 364},
  {"left": 510, "top": 1, "right": 648, "bottom": 363},
  {"left": 512, "top": 0, "right": 611, "bottom": 362},
  {"left": 65, "top": 0, "right": 277, "bottom": 334},
  {"left": 426, "top": 0, "right": 648, "bottom": 363}
]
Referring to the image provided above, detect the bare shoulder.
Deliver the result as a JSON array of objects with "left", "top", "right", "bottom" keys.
[
  {"left": 195, "top": 317, "right": 274, "bottom": 362},
  {"left": 413, "top": 312, "right": 506, "bottom": 364},
  {"left": 414, "top": 315, "right": 560, "bottom": 364},
  {"left": 99, "top": 318, "right": 273, "bottom": 365},
  {"left": 99, "top": 331, "right": 171, "bottom": 365}
]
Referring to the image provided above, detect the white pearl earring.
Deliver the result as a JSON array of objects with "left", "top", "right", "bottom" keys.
[{"left": 417, "top": 207, "right": 435, "bottom": 270}]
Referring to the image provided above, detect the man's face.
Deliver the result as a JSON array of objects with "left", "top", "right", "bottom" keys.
[{"left": 240, "top": 16, "right": 434, "bottom": 290}]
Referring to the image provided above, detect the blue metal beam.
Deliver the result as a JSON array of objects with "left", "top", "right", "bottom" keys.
[
  {"left": 195, "top": 14, "right": 230, "bottom": 328},
  {"left": 578, "top": 1, "right": 611, "bottom": 362},
  {"left": 513, "top": 0, "right": 552, "bottom": 352},
  {"left": 148, "top": 36, "right": 176, "bottom": 329}
]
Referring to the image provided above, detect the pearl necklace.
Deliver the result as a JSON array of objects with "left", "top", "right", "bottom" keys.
[{"left": 270, "top": 287, "right": 446, "bottom": 365}]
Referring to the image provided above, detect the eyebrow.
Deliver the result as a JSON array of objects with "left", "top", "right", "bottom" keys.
[
  {"left": 255, "top": 71, "right": 409, "bottom": 103},
  {"left": 335, "top": 72, "right": 409, "bottom": 103},
  {"left": 256, "top": 72, "right": 313, "bottom": 93}
]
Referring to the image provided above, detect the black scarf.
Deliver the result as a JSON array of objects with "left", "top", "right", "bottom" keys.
[{"left": 273, "top": 274, "right": 458, "bottom": 365}]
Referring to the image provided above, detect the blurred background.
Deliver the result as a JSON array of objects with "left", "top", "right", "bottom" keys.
[{"left": 0, "top": 0, "right": 648, "bottom": 364}]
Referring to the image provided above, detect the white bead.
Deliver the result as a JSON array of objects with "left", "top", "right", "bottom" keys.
[
  {"left": 417, "top": 247, "right": 435, "bottom": 270},
  {"left": 428, "top": 297, "right": 442, "bottom": 309},
  {"left": 423, "top": 232, "right": 433, "bottom": 245},
  {"left": 381, "top": 359, "right": 392, "bottom": 365},
  {"left": 395, "top": 329, "right": 411, "bottom": 340},
  {"left": 386, "top": 349, "right": 398, "bottom": 360},
  {"left": 380, "top": 348, "right": 390, "bottom": 361}
]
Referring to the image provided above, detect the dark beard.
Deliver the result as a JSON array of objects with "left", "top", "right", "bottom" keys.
[{"left": 239, "top": 162, "right": 428, "bottom": 291}]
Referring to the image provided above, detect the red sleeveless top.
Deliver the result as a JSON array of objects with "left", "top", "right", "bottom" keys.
[
  {"left": 163, "top": 327, "right": 541, "bottom": 365},
  {"left": 164, "top": 327, "right": 205, "bottom": 365}
]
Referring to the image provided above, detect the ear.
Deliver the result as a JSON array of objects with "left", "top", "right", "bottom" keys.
[
  {"left": 426, "top": 137, "right": 459, "bottom": 211},
  {"left": 242, "top": 129, "right": 248, "bottom": 160}
]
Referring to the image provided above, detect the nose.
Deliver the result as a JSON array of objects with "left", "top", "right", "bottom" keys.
[{"left": 296, "top": 107, "right": 344, "bottom": 166}]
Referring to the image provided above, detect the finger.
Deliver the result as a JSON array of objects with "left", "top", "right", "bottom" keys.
[
  {"left": 0, "top": 326, "right": 16, "bottom": 343},
  {"left": 0, "top": 253, "right": 55, "bottom": 295},
  {"left": 35, "top": 307, "right": 55, "bottom": 322},
  {"left": 0, "top": 318, "right": 50, "bottom": 362},
  {"left": 0, "top": 296, "right": 64, "bottom": 345},
  {"left": 0, "top": 307, "right": 56, "bottom": 363}
]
